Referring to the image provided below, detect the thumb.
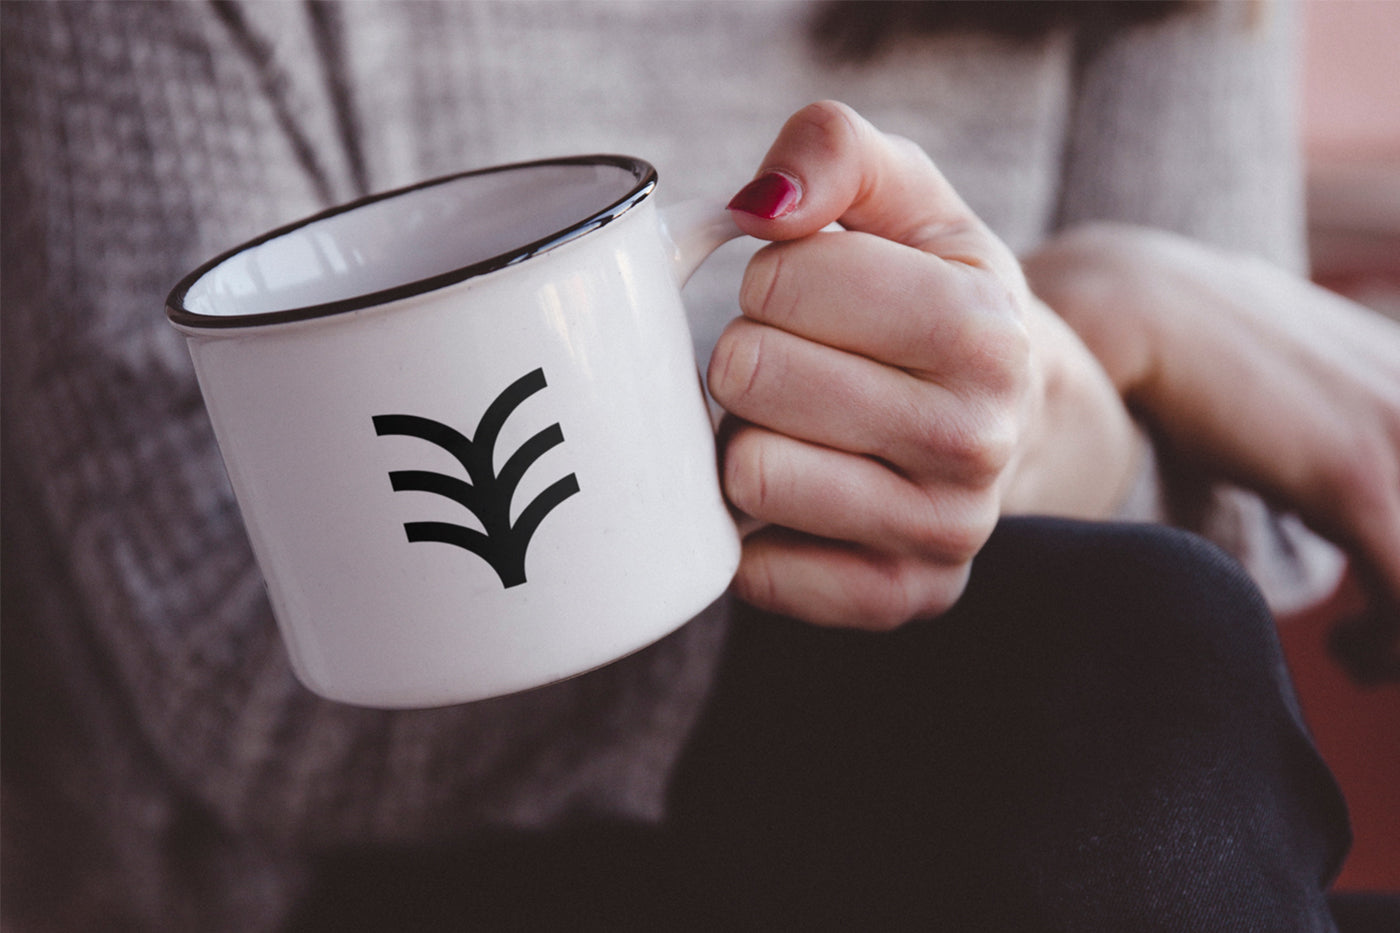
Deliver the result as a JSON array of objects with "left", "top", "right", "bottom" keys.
[{"left": 727, "top": 101, "right": 1012, "bottom": 275}]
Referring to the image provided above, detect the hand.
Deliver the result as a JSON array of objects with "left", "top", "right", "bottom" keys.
[
  {"left": 1024, "top": 223, "right": 1400, "bottom": 637},
  {"left": 711, "top": 102, "right": 1140, "bottom": 629}
]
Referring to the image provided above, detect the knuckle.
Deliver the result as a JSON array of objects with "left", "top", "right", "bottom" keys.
[
  {"left": 916, "top": 563, "right": 975, "bottom": 620},
  {"left": 900, "top": 490, "right": 996, "bottom": 563},
  {"left": 853, "top": 557, "right": 921, "bottom": 631},
  {"left": 721, "top": 427, "right": 771, "bottom": 517},
  {"left": 707, "top": 321, "right": 767, "bottom": 410},
  {"left": 908, "top": 263, "right": 1032, "bottom": 395},
  {"left": 906, "top": 400, "right": 1017, "bottom": 486},
  {"left": 982, "top": 318, "right": 1034, "bottom": 396},
  {"left": 957, "top": 290, "right": 1032, "bottom": 392},
  {"left": 885, "top": 133, "right": 929, "bottom": 165},
  {"left": 733, "top": 548, "right": 780, "bottom": 615},
  {"left": 954, "top": 413, "right": 1017, "bottom": 483},
  {"left": 739, "top": 247, "right": 791, "bottom": 324},
  {"left": 786, "top": 100, "right": 862, "bottom": 159},
  {"left": 856, "top": 557, "right": 973, "bottom": 629},
  {"left": 893, "top": 509, "right": 943, "bottom": 560}
]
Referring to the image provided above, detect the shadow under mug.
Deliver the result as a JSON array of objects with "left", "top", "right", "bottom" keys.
[{"left": 166, "top": 156, "right": 743, "bottom": 708}]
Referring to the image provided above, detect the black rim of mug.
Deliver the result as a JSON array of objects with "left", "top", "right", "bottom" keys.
[{"left": 165, "top": 154, "right": 658, "bottom": 330}]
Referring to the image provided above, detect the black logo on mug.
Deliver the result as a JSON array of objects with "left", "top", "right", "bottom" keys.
[{"left": 373, "top": 368, "right": 579, "bottom": 588}]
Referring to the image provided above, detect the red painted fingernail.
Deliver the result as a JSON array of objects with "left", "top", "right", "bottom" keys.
[{"left": 727, "top": 172, "right": 801, "bottom": 219}]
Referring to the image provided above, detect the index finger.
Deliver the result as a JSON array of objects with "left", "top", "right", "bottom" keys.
[{"left": 727, "top": 100, "right": 1019, "bottom": 282}]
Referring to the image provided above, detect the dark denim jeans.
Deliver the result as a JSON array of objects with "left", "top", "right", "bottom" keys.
[{"left": 291, "top": 519, "right": 1355, "bottom": 932}]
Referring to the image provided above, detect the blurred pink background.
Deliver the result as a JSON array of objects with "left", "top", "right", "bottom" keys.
[
  {"left": 1302, "top": 0, "right": 1400, "bottom": 306},
  {"left": 1287, "top": 0, "right": 1400, "bottom": 895}
]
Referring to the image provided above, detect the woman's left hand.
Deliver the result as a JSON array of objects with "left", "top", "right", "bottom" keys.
[
  {"left": 1025, "top": 222, "right": 1400, "bottom": 647},
  {"left": 711, "top": 102, "right": 1140, "bottom": 629}
]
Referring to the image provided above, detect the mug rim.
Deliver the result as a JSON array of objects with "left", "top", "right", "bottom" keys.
[{"left": 165, "top": 154, "right": 658, "bottom": 331}]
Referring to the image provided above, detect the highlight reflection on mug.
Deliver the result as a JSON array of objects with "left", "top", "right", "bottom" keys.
[{"left": 373, "top": 368, "right": 580, "bottom": 588}]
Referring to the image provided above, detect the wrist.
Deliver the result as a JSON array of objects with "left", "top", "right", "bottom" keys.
[
  {"left": 1021, "top": 224, "right": 1161, "bottom": 397},
  {"left": 1000, "top": 297, "right": 1144, "bottom": 519}
]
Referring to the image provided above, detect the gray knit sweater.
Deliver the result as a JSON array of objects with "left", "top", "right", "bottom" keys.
[{"left": 0, "top": 2, "right": 1339, "bottom": 930}]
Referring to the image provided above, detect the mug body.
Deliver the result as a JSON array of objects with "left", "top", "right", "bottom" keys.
[{"left": 168, "top": 158, "right": 740, "bottom": 707}]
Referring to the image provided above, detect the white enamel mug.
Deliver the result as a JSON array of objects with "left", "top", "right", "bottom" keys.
[{"left": 166, "top": 156, "right": 743, "bottom": 708}]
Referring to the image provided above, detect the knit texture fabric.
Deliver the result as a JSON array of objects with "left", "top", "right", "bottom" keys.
[{"left": 0, "top": 2, "right": 1340, "bottom": 929}]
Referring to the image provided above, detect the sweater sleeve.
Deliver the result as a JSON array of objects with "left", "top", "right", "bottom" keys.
[{"left": 1054, "top": 0, "right": 1346, "bottom": 614}]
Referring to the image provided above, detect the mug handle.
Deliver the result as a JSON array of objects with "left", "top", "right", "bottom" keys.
[{"left": 659, "top": 200, "right": 745, "bottom": 286}]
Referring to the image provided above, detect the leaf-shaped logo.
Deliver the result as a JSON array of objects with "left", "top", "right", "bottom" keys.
[{"left": 372, "top": 368, "right": 579, "bottom": 588}]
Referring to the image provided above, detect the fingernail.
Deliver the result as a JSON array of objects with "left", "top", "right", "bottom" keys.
[{"left": 727, "top": 172, "right": 801, "bottom": 219}]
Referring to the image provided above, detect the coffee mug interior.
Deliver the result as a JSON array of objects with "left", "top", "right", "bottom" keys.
[{"left": 173, "top": 157, "right": 652, "bottom": 326}]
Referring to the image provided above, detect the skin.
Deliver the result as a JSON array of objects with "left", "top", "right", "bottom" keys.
[
  {"left": 715, "top": 100, "right": 1400, "bottom": 643},
  {"left": 1024, "top": 221, "right": 1400, "bottom": 630},
  {"left": 711, "top": 101, "right": 1141, "bottom": 630}
]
